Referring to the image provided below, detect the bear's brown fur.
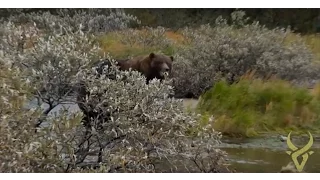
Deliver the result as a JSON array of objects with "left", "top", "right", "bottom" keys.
[
  {"left": 76, "top": 52, "right": 174, "bottom": 128},
  {"left": 117, "top": 52, "right": 174, "bottom": 83}
]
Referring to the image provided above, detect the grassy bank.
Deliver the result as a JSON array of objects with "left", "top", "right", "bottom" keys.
[{"left": 196, "top": 73, "right": 320, "bottom": 137}]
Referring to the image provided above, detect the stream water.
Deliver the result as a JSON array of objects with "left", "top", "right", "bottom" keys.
[{"left": 218, "top": 136, "right": 320, "bottom": 173}]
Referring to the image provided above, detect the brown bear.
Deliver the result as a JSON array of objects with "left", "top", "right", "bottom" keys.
[
  {"left": 76, "top": 52, "right": 174, "bottom": 128},
  {"left": 118, "top": 52, "right": 174, "bottom": 83}
]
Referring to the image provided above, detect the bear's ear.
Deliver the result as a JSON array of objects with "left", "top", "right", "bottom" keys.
[
  {"left": 149, "top": 53, "right": 155, "bottom": 59},
  {"left": 170, "top": 56, "right": 174, "bottom": 62}
]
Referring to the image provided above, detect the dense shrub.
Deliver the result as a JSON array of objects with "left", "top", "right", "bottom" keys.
[
  {"left": 0, "top": 8, "right": 142, "bottom": 122},
  {"left": 0, "top": 21, "right": 104, "bottom": 126},
  {"left": 3, "top": 9, "right": 320, "bottom": 34},
  {"left": 1, "top": 9, "right": 140, "bottom": 34},
  {"left": 0, "top": 10, "right": 229, "bottom": 173},
  {"left": 197, "top": 74, "right": 320, "bottom": 137},
  {"left": 0, "top": 55, "right": 229, "bottom": 172},
  {"left": 172, "top": 11, "right": 320, "bottom": 98},
  {"left": 72, "top": 61, "right": 228, "bottom": 172}
]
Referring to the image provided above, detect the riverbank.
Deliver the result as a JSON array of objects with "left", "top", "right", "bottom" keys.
[{"left": 181, "top": 97, "right": 320, "bottom": 172}]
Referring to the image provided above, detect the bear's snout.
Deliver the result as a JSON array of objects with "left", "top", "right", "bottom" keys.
[{"left": 160, "top": 63, "right": 170, "bottom": 72}]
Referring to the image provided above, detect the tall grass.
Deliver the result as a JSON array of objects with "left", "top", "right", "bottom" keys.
[{"left": 197, "top": 73, "right": 320, "bottom": 137}]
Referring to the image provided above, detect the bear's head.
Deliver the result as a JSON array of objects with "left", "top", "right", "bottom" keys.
[{"left": 148, "top": 52, "right": 174, "bottom": 80}]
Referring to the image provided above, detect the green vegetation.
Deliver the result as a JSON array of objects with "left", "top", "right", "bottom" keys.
[
  {"left": 90, "top": 18, "right": 320, "bottom": 139},
  {"left": 94, "top": 22, "right": 320, "bottom": 138},
  {"left": 4, "top": 8, "right": 320, "bottom": 173},
  {"left": 197, "top": 73, "right": 320, "bottom": 137},
  {"left": 3, "top": 9, "right": 320, "bottom": 167}
]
